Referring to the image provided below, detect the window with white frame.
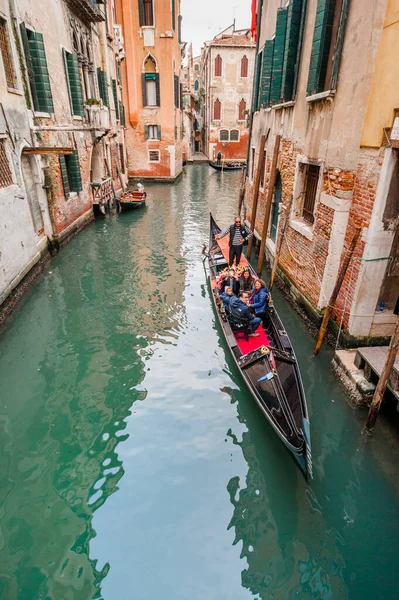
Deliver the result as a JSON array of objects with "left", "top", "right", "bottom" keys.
[
  {"left": 219, "top": 129, "right": 229, "bottom": 141},
  {"left": 149, "top": 150, "right": 160, "bottom": 162},
  {"left": 293, "top": 160, "right": 322, "bottom": 226},
  {"left": 230, "top": 129, "right": 239, "bottom": 142},
  {"left": 146, "top": 124, "right": 160, "bottom": 139}
]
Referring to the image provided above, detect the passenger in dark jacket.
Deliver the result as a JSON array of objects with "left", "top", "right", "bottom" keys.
[
  {"left": 230, "top": 293, "right": 262, "bottom": 337},
  {"left": 249, "top": 279, "right": 268, "bottom": 315},
  {"left": 220, "top": 269, "right": 240, "bottom": 295},
  {"left": 239, "top": 268, "right": 255, "bottom": 294},
  {"left": 220, "top": 287, "right": 234, "bottom": 311}
]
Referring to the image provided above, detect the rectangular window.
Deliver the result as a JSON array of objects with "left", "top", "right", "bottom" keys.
[
  {"left": 0, "top": 139, "right": 13, "bottom": 188},
  {"left": 112, "top": 78, "right": 119, "bottom": 119},
  {"left": 97, "top": 68, "right": 109, "bottom": 107},
  {"left": 63, "top": 49, "right": 84, "bottom": 117},
  {"left": 119, "top": 101, "right": 126, "bottom": 126},
  {"left": 149, "top": 150, "right": 160, "bottom": 162},
  {"left": 220, "top": 129, "right": 229, "bottom": 141},
  {"left": 142, "top": 73, "right": 160, "bottom": 107},
  {"left": 59, "top": 150, "right": 83, "bottom": 198},
  {"left": 139, "top": 0, "right": 154, "bottom": 27},
  {"left": 20, "top": 25, "right": 54, "bottom": 113},
  {"left": 250, "top": 148, "right": 255, "bottom": 181},
  {"left": 174, "top": 74, "right": 179, "bottom": 108},
  {"left": 260, "top": 150, "right": 266, "bottom": 188},
  {"left": 302, "top": 164, "right": 320, "bottom": 224},
  {"left": 270, "top": 8, "right": 288, "bottom": 105},
  {"left": 307, "top": 0, "right": 349, "bottom": 95},
  {"left": 171, "top": 0, "right": 176, "bottom": 31},
  {"left": 0, "top": 18, "right": 17, "bottom": 90},
  {"left": 119, "top": 143, "right": 125, "bottom": 173},
  {"left": 230, "top": 129, "right": 239, "bottom": 142},
  {"left": 145, "top": 124, "right": 161, "bottom": 139}
]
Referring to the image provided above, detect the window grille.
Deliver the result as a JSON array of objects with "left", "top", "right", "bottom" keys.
[
  {"left": 149, "top": 150, "right": 160, "bottom": 162},
  {"left": 220, "top": 129, "right": 229, "bottom": 141},
  {"left": 302, "top": 164, "right": 320, "bottom": 224},
  {"left": 0, "top": 140, "right": 13, "bottom": 188},
  {"left": 0, "top": 18, "right": 16, "bottom": 89}
]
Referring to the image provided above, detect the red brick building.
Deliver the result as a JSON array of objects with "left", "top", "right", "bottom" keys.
[
  {"left": 201, "top": 26, "right": 255, "bottom": 162},
  {"left": 246, "top": 0, "right": 398, "bottom": 342}
]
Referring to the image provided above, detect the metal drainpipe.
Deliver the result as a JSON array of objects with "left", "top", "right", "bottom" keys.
[{"left": 246, "top": 0, "right": 265, "bottom": 176}]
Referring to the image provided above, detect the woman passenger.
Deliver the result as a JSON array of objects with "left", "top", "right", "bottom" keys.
[
  {"left": 249, "top": 279, "right": 268, "bottom": 317},
  {"left": 239, "top": 268, "right": 254, "bottom": 294}
]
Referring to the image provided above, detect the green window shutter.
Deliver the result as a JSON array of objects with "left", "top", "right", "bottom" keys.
[
  {"left": 293, "top": 0, "right": 308, "bottom": 98},
  {"left": 307, "top": 0, "right": 336, "bottom": 95},
  {"left": 59, "top": 155, "right": 70, "bottom": 199},
  {"left": 174, "top": 75, "right": 179, "bottom": 108},
  {"left": 26, "top": 30, "right": 54, "bottom": 112},
  {"left": 251, "top": 49, "right": 262, "bottom": 112},
  {"left": 119, "top": 101, "right": 126, "bottom": 126},
  {"left": 144, "top": 125, "right": 149, "bottom": 139},
  {"left": 141, "top": 73, "right": 147, "bottom": 106},
  {"left": 66, "top": 150, "right": 83, "bottom": 193},
  {"left": 155, "top": 73, "right": 160, "bottom": 106},
  {"left": 97, "top": 68, "right": 109, "bottom": 107},
  {"left": 330, "top": 0, "right": 350, "bottom": 90},
  {"left": 65, "top": 51, "right": 84, "bottom": 117},
  {"left": 138, "top": 0, "right": 145, "bottom": 26},
  {"left": 19, "top": 23, "right": 36, "bottom": 110},
  {"left": 270, "top": 8, "right": 288, "bottom": 105},
  {"left": 178, "top": 15, "right": 182, "bottom": 44},
  {"left": 259, "top": 41, "right": 274, "bottom": 108},
  {"left": 172, "top": 0, "right": 176, "bottom": 30},
  {"left": 157, "top": 125, "right": 161, "bottom": 140},
  {"left": 281, "top": 0, "right": 303, "bottom": 102},
  {"left": 62, "top": 49, "right": 73, "bottom": 112},
  {"left": 112, "top": 79, "right": 119, "bottom": 119}
]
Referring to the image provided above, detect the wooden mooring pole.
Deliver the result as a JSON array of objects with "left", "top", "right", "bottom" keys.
[
  {"left": 270, "top": 193, "right": 293, "bottom": 290},
  {"left": 238, "top": 165, "right": 246, "bottom": 215},
  {"left": 247, "top": 130, "right": 269, "bottom": 260},
  {"left": 256, "top": 135, "right": 281, "bottom": 276},
  {"left": 313, "top": 226, "right": 362, "bottom": 355},
  {"left": 366, "top": 315, "right": 399, "bottom": 431}
]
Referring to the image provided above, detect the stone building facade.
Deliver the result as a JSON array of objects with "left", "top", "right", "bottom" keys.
[
  {"left": 181, "top": 45, "right": 203, "bottom": 160},
  {"left": 201, "top": 25, "right": 255, "bottom": 162},
  {"left": 0, "top": 0, "right": 127, "bottom": 311},
  {"left": 246, "top": 0, "right": 399, "bottom": 341},
  {"left": 116, "top": 0, "right": 183, "bottom": 181}
]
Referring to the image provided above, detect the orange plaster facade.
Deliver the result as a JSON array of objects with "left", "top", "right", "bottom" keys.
[{"left": 116, "top": 0, "right": 183, "bottom": 181}]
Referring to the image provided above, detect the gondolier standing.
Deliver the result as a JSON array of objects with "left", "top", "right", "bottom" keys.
[{"left": 216, "top": 217, "right": 253, "bottom": 266}]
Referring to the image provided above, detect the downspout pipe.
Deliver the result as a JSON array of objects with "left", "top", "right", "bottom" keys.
[{"left": 246, "top": 0, "right": 264, "bottom": 176}]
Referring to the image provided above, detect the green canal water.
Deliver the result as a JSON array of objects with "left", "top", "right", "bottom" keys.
[{"left": 0, "top": 165, "right": 398, "bottom": 599}]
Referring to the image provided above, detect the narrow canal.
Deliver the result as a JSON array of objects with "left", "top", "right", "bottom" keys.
[{"left": 0, "top": 165, "right": 398, "bottom": 600}]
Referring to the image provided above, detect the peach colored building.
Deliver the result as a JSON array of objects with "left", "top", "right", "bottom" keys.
[
  {"left": 116, "top": 0, "right": 183, "bottom": 181},
  {"left": 201, "top": 26, "right": 255, "bottom": 162}
]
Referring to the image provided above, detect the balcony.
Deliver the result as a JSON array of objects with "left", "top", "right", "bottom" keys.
[
  {"left": 64, "top": 0, "right": 104, "bottom": 23},
  {"left": 85, "top": 105, "right": 110, "bottom": 136}
]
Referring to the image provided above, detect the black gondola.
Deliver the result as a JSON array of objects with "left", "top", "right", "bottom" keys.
[
  {"left": 208, "top": 161, "right": 246, "bottom": 171},
  {"left": 205, "top": 213, "right": 312, "bottom": 479}
]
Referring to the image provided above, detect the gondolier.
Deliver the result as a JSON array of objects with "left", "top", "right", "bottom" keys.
[{"left": 216, "top": 217, "right": 253, "bottom": 266}]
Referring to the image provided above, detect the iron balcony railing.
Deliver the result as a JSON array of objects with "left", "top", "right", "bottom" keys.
[{"left": 64, "top": 0, "right": 104, "bottom": 23}]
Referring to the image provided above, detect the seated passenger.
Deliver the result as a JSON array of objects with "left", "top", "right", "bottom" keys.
[
  {"left": 230, "top": 292, "right": 262, "bottom": 338},
  {"left": 220, "top": 287, "right": 234, "bottom": 311},
  {"left": 249, "top": 279, "right": 268, "bottom": 316},
  {"left": 220, "top": 268, "right": 240, "bottom": 295},
  {"left": 239, "top": 268, "right": 255, "bottom": 294}
]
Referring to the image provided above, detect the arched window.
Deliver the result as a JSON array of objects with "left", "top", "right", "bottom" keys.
[
  {"left": 194, "top": 63, "right": 199, "bottom": 72},
  {"left": 194, "top": 79, "right": 199, "bottom": 91},
  {"left": 238, "top": 99, "right": 246, "bottom": 121},
  {"left": 230, "top": 129, "right": 239, "bottom": 142},
  {"left": 241, "top": 55, "right": 248, "bottom": 78},
  {"left": 214, "top": 54, "right": 222, "bottom": 77},
  {"left": 213, "top": 98, "right": 221, "bottom": 120},
  {"left": 220, "top": 129, "right": 229, "bottom": 141},
  {"left": 143, "top": 55, "right": 160, "bottom": 106}
]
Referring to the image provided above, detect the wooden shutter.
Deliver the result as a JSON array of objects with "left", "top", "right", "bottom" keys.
[
  {"left": 307, "top": 0, "right": 336, "bottom": 95},
  {"left": 259, "top": 41, "right": 274, "bottom": 108},
  {"left": 174, "top": 75, "right": 179, "bottom": 108},
  {"left": 112, "top": 79, "right": 119, "bottom": 119},
  {"left": 241, "top": 55, "right": 248, "bottom": 77},
  {"left": 157, "top": 125, "right": 161, "bottom": 140},
  {"left": 59, "top": 155, "right": 70, "bottom": 199},
  {"left": 65, "top": 52, "right": 84, "bottom": 117},
  {"left": 215, "top": 55, "right": 222, "bottom": 77},
  {"left": 171, "top": 0, "right": 176, "bottom": 30},
  {"left": 330, "top": 0, "right": 350, "bottom": 90},
  {"left": 155, "top": 73, "right": 160, "bottom": 106},
  {"left": 97, "top": 68, "right": 109, "bottom": 107},
  {"left": 180, "top": 83, "right": 183, "bottom": 109},
  {"left": 24, "top": 30, "right": 53, "bottom": 113},
  {"left": 251, "top": 49, "right": 262, "bottom": 112},
  {"left": 141, "top": 73, "right": 147, "bottom": 106},
  {"left": 270, "top": 8, "right": 288, "bottom": 105},
  {"left": 138, "top": 0, "right": 145, "bottom": 26},
  {"left": 66, "top": 150, "right": 83, "bottom": 193},
  {"left": 238, "top": 99, "right": 246, "bottom": 120},
  {"left": 293, "top": 0, "right": 308, "bottom": 98},
  {"left": 119, "top": 101, "right": 126, "bottom": 126},
  {"left": 144, "top": 125, "right": 149, "bottom": 140},
  {"left": 213, "top": 98, "right": 221, "bottom": 120},
  {"left": 178, "top": 15, "right": 182, "bottom": 43},
  {"left": 19, "top": 23, "right": 37, "bottom": 110},
  {"left": 281, "top": 0, "right": 303, "bottom": 102}
]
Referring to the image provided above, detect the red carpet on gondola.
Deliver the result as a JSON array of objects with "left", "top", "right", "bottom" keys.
[{"left": 235, "top": 325, "right": 270, "bottom": 355}]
